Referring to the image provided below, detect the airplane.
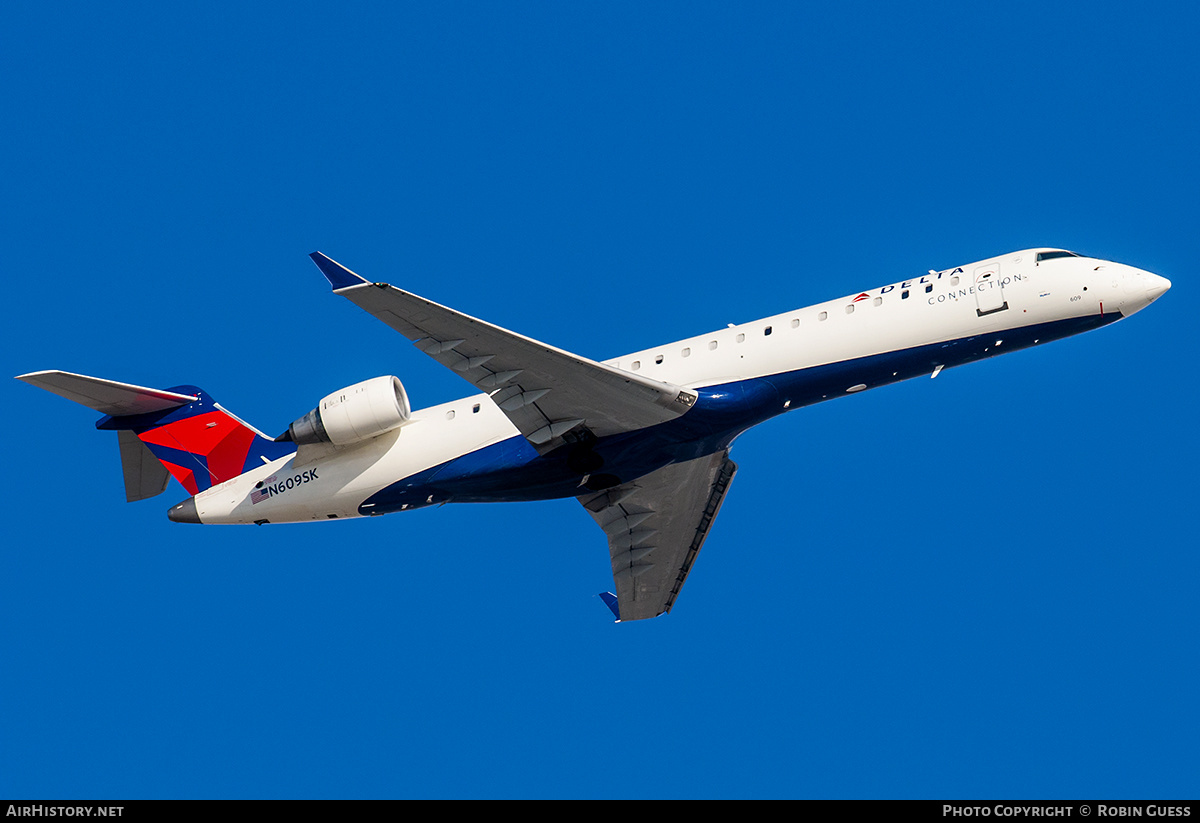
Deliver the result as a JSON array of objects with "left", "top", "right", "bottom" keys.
[{"left": 16, "top": 248, "right": 1170, "bottom": 621}]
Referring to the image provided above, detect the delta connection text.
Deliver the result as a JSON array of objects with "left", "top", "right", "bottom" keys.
[
  {"left": 871, "top": 267, "right": 1026, "bottom": 306},
  {"left": 924, "top": 273, "right": 1022, "bottom": 305}
]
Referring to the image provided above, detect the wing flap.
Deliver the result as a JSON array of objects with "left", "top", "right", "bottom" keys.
[{"left": 579, "top": 451, "right": 738, "bottom": 621}]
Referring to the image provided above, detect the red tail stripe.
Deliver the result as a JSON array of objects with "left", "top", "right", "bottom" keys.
[{"left": 160, "top": 459, "right": 200, "bottom": 496}]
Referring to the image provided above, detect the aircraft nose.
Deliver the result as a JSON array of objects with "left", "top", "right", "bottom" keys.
[
  {"left": 1117, "top": 266, "right": 1171, "bottom": 316},
  {"left": 1146, "top": 273, "right": 1171, "bottom": 303}
]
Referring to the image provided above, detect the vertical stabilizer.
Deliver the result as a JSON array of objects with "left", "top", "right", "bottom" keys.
[{"left": 16, "top": 370, "right": 295, "bottom": 499}]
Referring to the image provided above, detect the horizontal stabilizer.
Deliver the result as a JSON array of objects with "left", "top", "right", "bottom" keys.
[{"left": 15, "top": 371, "right": 197, "bottom": 417}]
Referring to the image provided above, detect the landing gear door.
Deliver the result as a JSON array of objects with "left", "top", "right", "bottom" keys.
[{"left": 974, "top": 263, "right": 1008, "bottom": 317}]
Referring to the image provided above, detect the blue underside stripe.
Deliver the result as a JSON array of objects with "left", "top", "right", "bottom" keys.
[{"left": 359, "top": 311, "right": 1122, "bottom": 515}]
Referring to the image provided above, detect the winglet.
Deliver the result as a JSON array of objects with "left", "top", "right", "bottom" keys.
[
  {"left": 309, "top": 251, "right": 369, "bottom": 290},
  {"left": 598, "top": 591, "right": 621, "bottom": 623}
]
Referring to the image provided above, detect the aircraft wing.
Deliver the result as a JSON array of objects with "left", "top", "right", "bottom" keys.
[
  {"left": 311, "top": 253, "right": 698, "bottom": 453},
  {"left": 579, "top": 451, "right": 738, "bottom": 621}
]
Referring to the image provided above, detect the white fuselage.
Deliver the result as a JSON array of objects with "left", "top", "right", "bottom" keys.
[{"left": 189, "top": 249, "right": 1169, "bottom": 525}]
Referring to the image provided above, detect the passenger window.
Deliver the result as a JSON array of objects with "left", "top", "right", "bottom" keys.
[
  {"left": 682, "top": 347, "right": 691, "bottom": 357},
  {"left": 764, "top": 326, "right": 772, "bottom": 336},
  {"left": 632, "top": 360, "right": 641, "bottom": 370},
  {"left": 791, "top": 318, "right": 800, "bottom": 328},
  {"left": 902, "top": 290, "right": 910, "bottom": 299},
  {"left": 845, "top": 304, "right": 854, "bottom": 314},
  {"left": 925, "top": 283, "right": 933, "bottom": 293},
  {"left": 446, "top": 410, "right": 456, "bottom": 420},
  {"left": 708, "top": 340, "right": 718, "bottom": 350},
  {"left": 819, "top": 311, "right": 828, "bottom": 321},
  {"left": 736, "top": 333, "right": 745, "bottom": 343},
  {"left": 655, "top": 354, "right": 663, "bottom": 364},
  {"left": 873, "top": 296, "right": 882, "bottom": 306},
  {"left": 951, "top": 276, "right": 960, "bottom": 286},
  {"left": 472, "top": 403, "right": 480, "bottom": 413}
]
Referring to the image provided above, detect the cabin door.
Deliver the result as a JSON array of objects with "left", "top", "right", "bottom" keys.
[{"left": 974, "top": 263, "right": 1008, "bottom": 316}]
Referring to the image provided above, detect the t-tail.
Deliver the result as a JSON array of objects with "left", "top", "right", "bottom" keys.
[{"left": 15, "top": 371, "right": 295, "bottom": 503}]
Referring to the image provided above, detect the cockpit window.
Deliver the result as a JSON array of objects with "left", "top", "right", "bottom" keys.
[{"left": 1036, "top": 251, "right": 1080, "bottom": 263}]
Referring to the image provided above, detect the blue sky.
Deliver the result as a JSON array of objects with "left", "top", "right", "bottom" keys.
[{"left": 2, "top": 1, "right": 1196, "bottom": 799}]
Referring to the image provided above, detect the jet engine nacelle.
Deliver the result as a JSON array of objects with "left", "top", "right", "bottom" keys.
[{"left": 284, "top": 375, "right": 411, "bottom": 447}]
